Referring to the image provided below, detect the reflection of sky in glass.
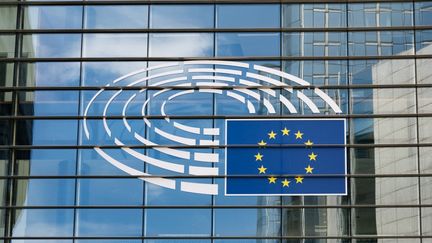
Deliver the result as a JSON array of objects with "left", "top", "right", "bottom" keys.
[
  {"left": 150, "top": 5, "right": 214, "bottom": 28},
  {"left": 83, "top": 34, "right": 147, "bottom": 57},
  {"left": 24, "top": 6, "right": 82, "bottom": 29},
  {"left": 149, "top": 33, "right": 213, "bottom": 57},
  {"left": 85, "top": 5, "right": 148, "bottom": 29},
  {"left": 217, "top": 33, "right": 280, "bottom": 56},
  {"left": 20, "top": 62, "right": 81, "bottom": 87},
  {"left": 217, "top": 4, "right": 279, "bottom": 28},
  {"left": 22, "top": 34, "right": 81, "bottom": 58}
]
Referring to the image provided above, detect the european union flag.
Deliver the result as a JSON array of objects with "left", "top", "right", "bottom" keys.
[{"left": 225, "top": 119, "right": 347, "bottom": 195}]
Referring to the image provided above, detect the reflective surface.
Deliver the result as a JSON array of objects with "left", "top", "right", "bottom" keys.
[{"left": 1, "top": 1, "right": 432, "bottom": 242}]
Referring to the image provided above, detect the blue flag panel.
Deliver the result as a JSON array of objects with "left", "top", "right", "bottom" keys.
[{"left": 225, "top": 119, "right": 347, "bottom": 196}]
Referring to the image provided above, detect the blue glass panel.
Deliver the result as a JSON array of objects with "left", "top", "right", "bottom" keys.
[
  {"left": 216, "top": 33, "right": 280, "bottom": 56},
  {"left": 145, "top": 209, "right": 211, "bottom": 236},
  {"left": 416, "top": 2, "right": 432, "bottom": 26},
  {"left": 77, "top": 241, "right": 140, "bottom": 243},
  {"left": 85, "top": 5, "right": 148, "bottom": 29},
  {"left": 22, "top": 34, "right": 81, "bottom": 58},
  {"left": 217, "top": 4, "right": 279, "bottom": 28},
  {"left": 151, "top": 5, "right": 213, "bottom": 28},
  {"left": 283, "top": 4, "right": 346, "bottom": 28},
  {"left": 12, "top": 209, "right": 74, "bottom": 236},
  {"left": 82, "top": 62, "right": 147, "bottom": 86},
  {"left": 348, "top": 31, "right": 414, "bottom": 56},
  {"left": 348, "top": 3, "right": 413, "bottom": 27},
  {"left": 15, "top": 179, "right": 75, "bottom": 206},
  {"left": 24, "top": 6, "right": 83, "bottom": 29},
  {"left": 18, "top": 91, "right": 79, "bottom": 116},
  {"left": 76, "top": 209, "right": 142, "bottom": 236},
  {"left": 283, "top": 32, "right": 347, "bottom": 57},
  {"left": 19, "top": 62, "right": 81, "bottom": 87},
  {"left": 149, "top": 33, "right": 214, "bottom": 57},
  {"left": 416, "top": 30, "right": 432, "bottom": 54},
  {"left": 16, "top": 149, "right": 76, "bottom": 176},
  {"left": 77, "top": 179, "right": 143, "bottom": 205},
  {"left": 16, "top": 120, "right": 78, "bottom": 145},
  {"left": 215, "top": 209, "right": 280, "bottom": 236},
  {"left": 83, "top": 34, "right": 147, "bottom": 57},
  {"left": 283, "top": 60, "right": 348, "bottom": 85}
]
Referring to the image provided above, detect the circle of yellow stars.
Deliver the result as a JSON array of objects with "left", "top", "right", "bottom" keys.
[{"left": 254, "top": 127, "right": 318, "bottom": 189}]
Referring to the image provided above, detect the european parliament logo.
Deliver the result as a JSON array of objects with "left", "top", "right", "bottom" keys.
[
  {"left": 225, "top": 119, "right": 347, "bottom": 195},
  {"left": 83, "top": 60, "right": 347, "bottom": 196}
]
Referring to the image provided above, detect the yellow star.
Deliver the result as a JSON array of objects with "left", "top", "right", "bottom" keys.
[
  {"left": 254, "top": 152, "right": 264, "bottom": 161},
  {"left": 281, "top": 127, "right": 290, "bottom": 136},
  {"left": 304, "top": 140, "right": 313, "bottom": 147},
  {"left": 308, "top": 152, "right": 317, "bottom": 161},
  {"left": 258, "top": 140, "right": 267, "bottom": 146},
  {"left": 268, "top": 176, "right": 277, "bottom": 184},
  {"left": 281, "top": 179, "right": 290, "bottom": 187},
  {"left": 268, "top": 130, "right": 277, "bottom": 139},
  {"left": 295, "top": 176, "right": 304, "bottom": 183},
  {"left": 258, "top": 165, "right": 267, "bottom": 174},
  {"left": 295, "top": 130, "right": 303, "bottom": 139},
  {"left": 305, "top": 165, "right": 314, "bottom": 174}
]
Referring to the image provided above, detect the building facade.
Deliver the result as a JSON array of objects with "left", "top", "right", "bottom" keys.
[{"left": 0, "top": 0, "right": 432, "bottom": 242}]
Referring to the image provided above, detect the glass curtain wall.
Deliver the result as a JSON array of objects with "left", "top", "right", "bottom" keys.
[{"left": 0, "top": 1, "right": 431, "bottom": 242}]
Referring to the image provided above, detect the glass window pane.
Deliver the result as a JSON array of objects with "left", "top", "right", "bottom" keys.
[
  {"left": 416, "top": 30, "right": 432, "bottom": 54},
  {"left": 149, "top": 33, "right": 213, "bottom": 57},
  {"left": 351, "top": 118, "right": 417, "bottom": 144},
  {"left": 0, "top": 62, "right": 14, "bottom": 87},
  {"left": 283, "top": 32, "right": 347, "bottom": 57},
  {"left": 419, "top": 117, "right": 432, "bottom": 143},
  {"left": 283, "top": 60, "right": 348, "bottom": 85},
  {"left": 14, "top": 179, "right": 75, "bottom": 206},
  {"left": 76, "top": 209, "right": 142, "bottom": 236},
  {"left": 18, "top": 91, "right": 79, "bottom": 116},
  {"left": 349, "top": 59, "right": 415, "bottom": 85},
  {"left": 82, "top": 61, "right": 146, "bottom": 86},
  {"left": 217, "top": 4, "right": 279, "bottom": 28},
  {"left": 0, "top": 6, "right": 17, "bottom": 29},
  {"left": 417, "top": 59, "right": 432, "bottom": 84},
  {"left": 12, "top": 209, "right": 74, "bottom": 237},
  {"left": 283, "top": 4, "right": 346, "bottom": 28},
  {"left": 15, "top": 149, "right": 76, "bottom": 176},
  {"left": 16, "top": 120, "right": 78, "bottom": 145},
  {"left": 24, "top": 6, "right": 83, "bottom": 29},
  {"left": 217, "top": 33, "right": 280, "bottom": 56},
  {"left": 215, "top": 208, "right": 280, "bottom": 236},
  {"left": 418, "top": 88, "right": 432, "bottom": 113},
  {"left": 145, "top": 209, "right": 211, "bottom": 236},
  {"left": 151, "top": 5, "right": 213, "bottom": 29},
  {"left": 77, "top": 179, "right": 143, "bottom": 205},
  {"left": 351, "top": 88, "right": 416, "bottom": 114},
  {"left": 83, "top": 34, "right": 147, "bottom": 57},
  {"left": 415, "top": 2, "right": 432, "bottom": 26},
  {"left": 0, "top": 91, "right": 12, "bottom": 116},
  {"left": 85, "top": 5, "right": 148, "bottom": 29},
  {"left": 0, "top": 35, "right": 16, "bottom": 58},
  {"left": 349, "top": 31, "right": 414, "bottom": 56},
  {"left": 348, "top": 3, "right": 413, "bottom": 27},
  {"left": 19, "top": 62, "right": 81, "bottom": 87},
  {"left": 22, "top": 34, "right": 81, "bottom": 58}
]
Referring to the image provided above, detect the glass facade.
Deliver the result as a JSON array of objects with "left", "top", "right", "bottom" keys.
[{"left": 0, "top": 1, "right": 431, "bottom": 242}]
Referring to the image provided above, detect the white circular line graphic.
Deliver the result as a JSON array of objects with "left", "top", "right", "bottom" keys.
[{"left": 83, "top": 60, "right": 342, "bottom": 195}]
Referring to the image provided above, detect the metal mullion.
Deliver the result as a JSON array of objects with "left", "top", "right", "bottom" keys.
[
  {"left": 2, "top": 204, "right": 432, "bottom": 209},
  {"left": 2, "top": 0, "right": 432, "bottom": 5},
  {"left": 2, "top": 54, "right": 432, "bottom": 61},
  {"left": 2, "top": 143, "right": 432, "bottom": 149},
  {"left": 0, "top": 112, "right": 432, "bottom": 119},
  {"left": 0, "top": 235, "right": 430, "bottom": 240},
  {"left": 3, "top": 83, "right": 432, "bottom": 90},
  {"left": 1, "top": 173, "right": 432, "bottom": 179},
  {"left": 3, "top": 26, "right": 432, "bottom": 33}
]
